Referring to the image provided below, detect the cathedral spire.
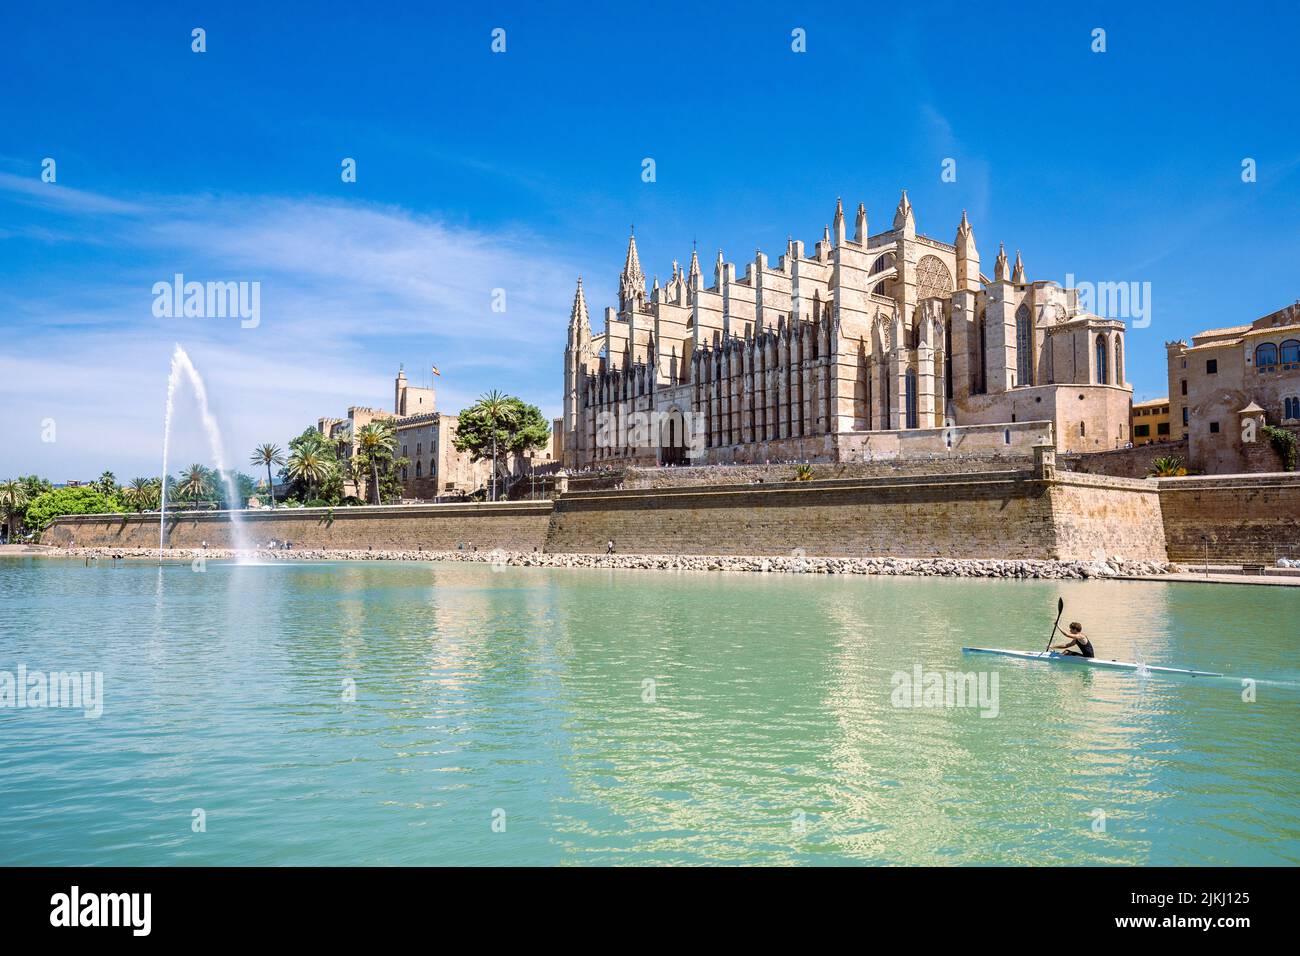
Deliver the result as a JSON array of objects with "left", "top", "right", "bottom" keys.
[
  {"left": 619, "top": 229, "right": 646, "bottom": 313},
  {"left": 569, "top": 276, "right": 589, "bottom": 328},
  {"left": 955, "top": 211, "right": 980, "bottom": 293},
  {"left": 994, "top": 242, "right": 1009, "bottom": 282},
  {"left": 893, "top": 189, "right": 914, "bottom": 231},
  {"left": 1011, "top": 249, "right": 1026, "bottom": 284},
  {"left": 687, "top": 245, "right": 702, "bottom": 289},
  {"left": 832, "top": 197, "right": 846, "bottom": 244},
  {"left": 855, "top": 202, "right": 868, "bottom": 243}
]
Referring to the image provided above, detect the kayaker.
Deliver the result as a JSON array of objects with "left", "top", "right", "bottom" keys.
[{"left": 1052, "top": 622, "right": 1095, "bottom": 658}]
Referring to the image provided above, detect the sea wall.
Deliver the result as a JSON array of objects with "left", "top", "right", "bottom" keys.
[
  {"left": 44, "top": 472, "right": 1174, "bottom": 564},
  {"left": 1048, "top": 473, "right": 1167, "bottom": 562},
  {"left": 1158, "top": 473, "right": 1300, "bottom": 564},
  {"left": 43, "top": 501, "right": 554, "bottom": 552}
]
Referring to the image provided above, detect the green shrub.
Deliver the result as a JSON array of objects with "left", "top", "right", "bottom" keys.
[{"left": 23, "top": 486, "right": 124, "bottom": 532}]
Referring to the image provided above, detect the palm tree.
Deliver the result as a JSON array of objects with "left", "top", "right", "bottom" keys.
[
  {"left": 286, "top": 447, "right": 332, "bottom": 502},
  {"left": 249, "top": 443, "right": 286, "bottom": 508},
  {"left": 473, "top": 390, "right": 517, "bottom": 501},
  {"left": 177, "top": 464, "right": 212, "bottom": 510},
  {"left": 1, "top": 479, "right": 29, "bottom": 542},
  {"left": 124, "top": 477, "right": 159, "bottom": 512},
  {"left": 355, "top": 421, "right": 397, "bottom": 504},
  {"left": 1148, "top": 455, "right": 1187, "bottom": 478},
  {"left": 793, "top": 464, "right": 815, "bottom": 482},
  {"left": 97, "top": 470, "right": 118, "bottom": 497}
]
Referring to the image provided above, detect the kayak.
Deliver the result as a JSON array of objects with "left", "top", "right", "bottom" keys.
[{"left": 961, "top": 647, "right": 1224, "bottom": 678}]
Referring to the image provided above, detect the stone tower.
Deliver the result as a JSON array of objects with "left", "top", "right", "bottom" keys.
[{"left": 562, "top": 277, "right": 592, "bottom": 466}]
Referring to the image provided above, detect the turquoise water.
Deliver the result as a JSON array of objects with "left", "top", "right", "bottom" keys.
[{"left": 1, "top": 557, "right": 1297, "bottom": 866}]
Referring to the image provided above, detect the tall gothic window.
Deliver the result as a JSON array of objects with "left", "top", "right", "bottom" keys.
[
  {"left": 944, "top": 317, "right": 953, "bottom": 400},
  {"left": 976, "top": 311, "right": 988, "bottom": 394},
  {"left": 1015, "top": 304, "right": 1032, "bottom": 387},
  {"left": 1095, "top": 334, "right": 1109, "bottom": 384},
  {"left": 905, "top": 368, "right": 918, "bottom": 429},
  {"left": 1114, "top": 338, "right": 1123, "bottom": 385}
]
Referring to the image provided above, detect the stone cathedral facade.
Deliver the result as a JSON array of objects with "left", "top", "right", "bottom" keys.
[{"left": 561, "top": 192, "right": 1132, "bottom": 468}]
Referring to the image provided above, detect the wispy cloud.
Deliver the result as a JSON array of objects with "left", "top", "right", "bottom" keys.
[{"left": 0, "top": 178, "right": 577, "bottom": 478}]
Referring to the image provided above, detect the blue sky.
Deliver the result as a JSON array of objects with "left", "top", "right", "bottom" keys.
[{"left": 3, "top": 1, "right": 1298, "bottom": 479}]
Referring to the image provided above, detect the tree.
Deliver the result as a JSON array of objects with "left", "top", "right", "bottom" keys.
[
  {"left": 177, "top": 464, "right": 212, "bottom": 510},
  {"left": 286, "top": 446, "right": 332, "bottom": 502},
  {"left": 123, "top": 477, "right": 160, "bottom": 513},
  {"left": 1, "top": 479, "right": 29, "bottom": 541},
  {"left": 355, "top": 421, "right": 398, "bottom": 504},
  {"left": 249, "top": 443, "right": 286, "bottom": 508},
  {"left": 96, "top": 471, "right": 118, "bottom": 497},
  {"left": 22, "top": 486, "right": 124, "bottom": 533},
  {"left": 454, "top": 392, "right": 551, "bottom": 500}
]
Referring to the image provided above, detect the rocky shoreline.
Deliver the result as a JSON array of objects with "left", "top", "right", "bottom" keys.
[{"left": 49, "top": 546, "right": 1173, "bottom": 580}]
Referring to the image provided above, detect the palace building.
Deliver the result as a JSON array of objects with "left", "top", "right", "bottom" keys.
[
  {"left": 1166, "top": 302, "right": 1300, "bottom": 473},
  {"left": 561, "top": 192, "right": 1132, "bottom": 468},
  {"left": 318, "top": 367, "right": 490, "bottom": 500}
]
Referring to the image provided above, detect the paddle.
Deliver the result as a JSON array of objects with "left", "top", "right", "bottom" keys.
[{"left": 1044, "top": 597, "right": 1064, "bottom": 654}]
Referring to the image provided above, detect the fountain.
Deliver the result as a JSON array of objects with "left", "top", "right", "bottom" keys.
[{"left": 159, "top": 344, "right": 253, "bottom": 560}]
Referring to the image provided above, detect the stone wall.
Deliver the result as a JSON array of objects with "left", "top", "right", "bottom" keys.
[
  {"left": 1060, "top": 438, "right": 1189, "bottom": 479},
  {"left": 1047, "top": 473, "right": 1167, "bottom": 562},
  {"left": 621, "top": 457, "right": 1034, "bottom": 489},
  {"left": 1158, "top": 473, "right": 1300, "bottom": 564},
  {"left": 546, "top": 472, "right": 1168, "bottom": 562},
  {"left": 42, "top": 472, "right": 1193, "bottom": 566},
  {"left": 44, "top": 502, "right": 554, "bottom": 552},
  {"left": 546, "top": 473, "right": 1057, "bottom": 559}
]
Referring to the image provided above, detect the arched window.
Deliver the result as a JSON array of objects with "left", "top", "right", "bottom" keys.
[
  {"left": 1015, "top": 304, "right": 1033, "bottom": 386},
  {"left": 1114, "top": 338, "right": 1124, "bottom": 386},
  {"left": 1285, "top": 396, "right": 1299, "bottom": 420},
  {"left": 1256, "top": 342, "right": 1279, "bottom": 368},
  {"left": 1095, "top": 334, "right": 1108, "bottom": 384},
  {"left": 1282, "top": 340, "right": 1300, "bottom": 366},
  {"left": 905, "top": 368, "right": 918, "bottom": 429}
]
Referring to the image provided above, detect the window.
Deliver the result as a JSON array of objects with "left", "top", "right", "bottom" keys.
[
  {"left": 415, "top": 460, "right": 422, "bottom": 477},
  {"left": 1095, "top": 334, "right": 1108, "bottom": 384},
  {"left": 905, "top": 368, "right": 918, "bottom": 429},
  {"left": 1210, "top": 421, "right": 1220, "bottom": 433},
  {"left": 1157, "top": 422, "right": 1170, "bottom": 436},
  {"left": 1016, "top": 304, "right": 1033, "bottom": 387},
  {"left": 1135, "top": 424, "right": 1150, "bottom": 437},
  {"left": 1003, "top": 428, "right": 1011, "bottom": 445},
  {"left": 1183, "top": 408, "right": 1189, "bottom": 426},
  {"left": 1114, "top": 338, "right": 1123, "bottom": 385},
  {"left": 1206, "top": 359, "right": 1218, "bottom": 374},
  {"left": 1080, "top": 421, "right": 1086, "bottom": 437},
  {"left": 976, "top": 312, "right": 988, "bottom": 395},
  {"left": 1255, "top": 342, "right": 1279, "bottom": 369},
  {"left": 1285, "top": 397, "right": 1300, "bottom": 420},
  {"left": 1181, "top": 379, "right": 1187, "bottom": 396},
  {"left": 1281, "top": 340, "right": 1300, "bottom": 365}
]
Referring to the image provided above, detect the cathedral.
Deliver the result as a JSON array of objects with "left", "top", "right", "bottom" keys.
[{"left": 561, "top": 192, "right": 1132, "bottom": 468}]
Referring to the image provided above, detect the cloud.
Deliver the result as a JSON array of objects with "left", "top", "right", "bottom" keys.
[{"left": 0, "top": 179, "right": 577, "bottom": 478}]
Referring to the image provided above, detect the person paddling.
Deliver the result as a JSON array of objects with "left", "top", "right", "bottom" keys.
[{"left": 1051, "top": 622, "right": 1095, "bottom": 658}]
